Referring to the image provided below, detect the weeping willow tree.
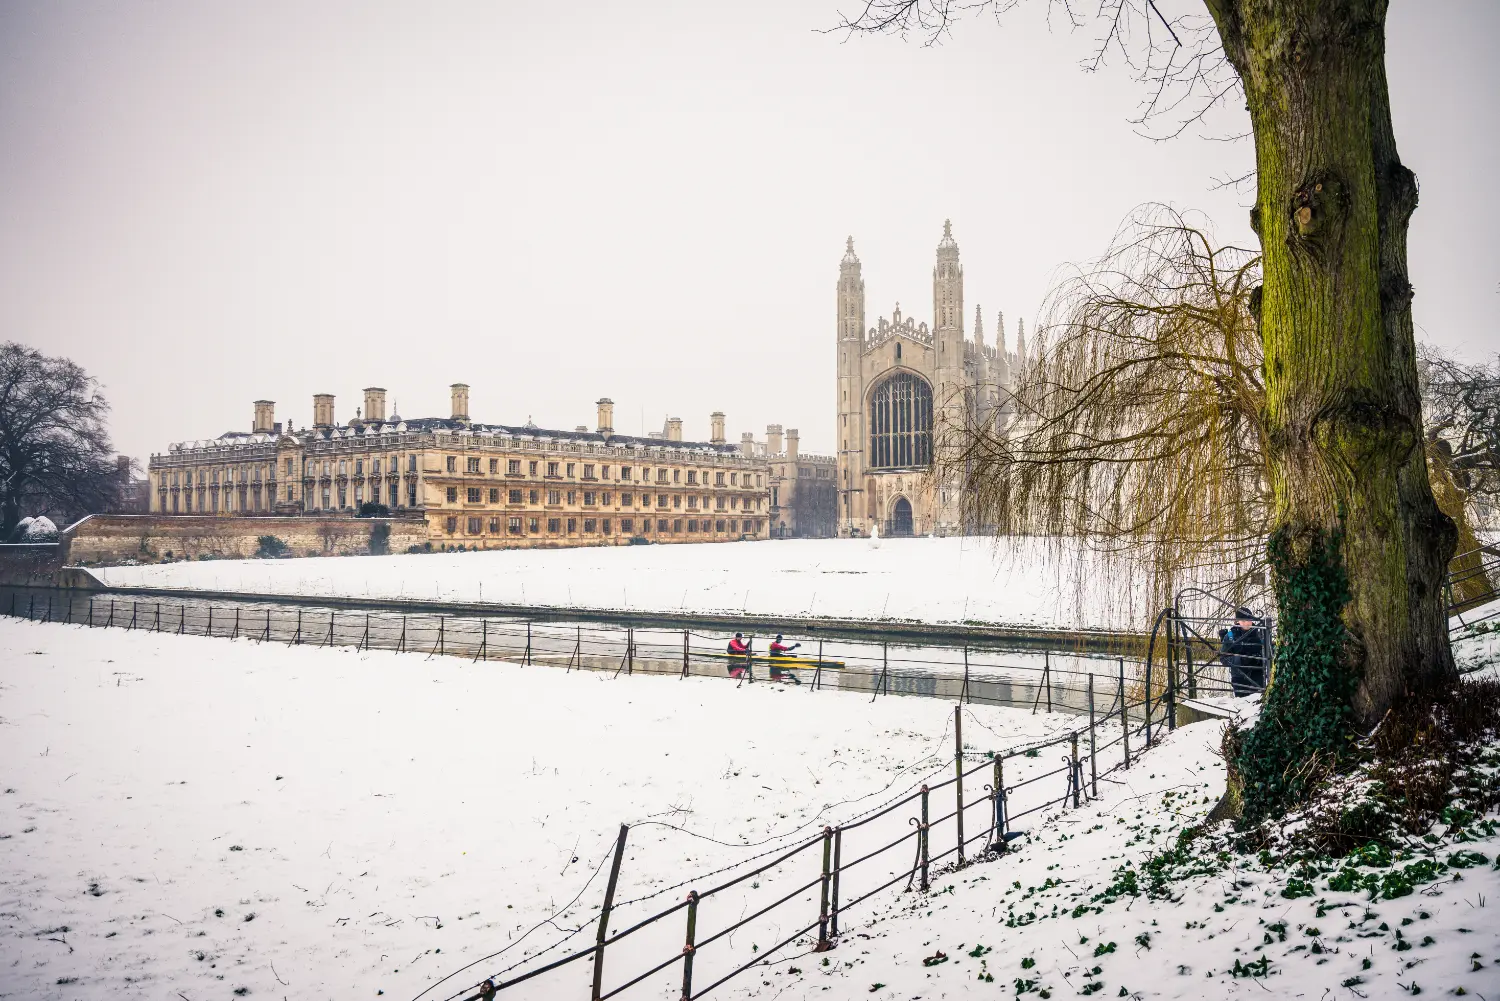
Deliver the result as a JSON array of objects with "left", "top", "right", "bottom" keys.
[{"left": 942, "top": 208, "right": 1269, "bottom": 614}]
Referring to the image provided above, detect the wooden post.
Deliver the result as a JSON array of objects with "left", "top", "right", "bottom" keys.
[
  {"left": 206, "top": 604, "right": 213, "bottom": 637},
  {"left": 680, "top": 890, "right": 699, "bottom": 1000},
  {"left": 178, "top": 604, "right": 185, "bottom": 635},
  {"left": 438, "top": 616, "right": 445, "bottom": 657},
  {"left": 154, "top": 603, "right": 161, "bottom": 632},
  {"left": 360, "top": 614, "right": 370, "bottom": 652},
  {"left": 918, "top": 785, "right": 930, "bottom": 891},
  {"left": 816, "top": 827, "right": 833, "bottom": 950},
  {"left": 106, "top": 599, "right": 114, "bottom": 628},
  {"left": 398, "top": 615, "right": 407, "bottom": 653},
  {"left": 1119, "top": 659, "right": 1131, "bottom": 769},
  {"left": 591, "top": 824, "right": 630, "bottom": 1001},
  {"left": 954, "top": 704, "right": 965, "bottom": 866},
  {"left": 1143, "top": 648, "right": 1153, "bottom": 747},
  {"left": 813, "top": 639, "right": 824, "bottom": 692},
  {"left": 1087, "top": 674, "right": 1098, "bottom": 799},
  {"left": 627, "top": 626, "right": 634, "bottom": 674},
  {"left": 262, "top": 609, "right": 271, "bottom": 643}
]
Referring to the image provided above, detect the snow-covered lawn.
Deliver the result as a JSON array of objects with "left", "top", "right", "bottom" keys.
[
  {"left": 92, "top": 538, "right": 1148, "bottom": 632},
  {"left": 0, "top": 617, "right": 1081, "bottom": 1000}
]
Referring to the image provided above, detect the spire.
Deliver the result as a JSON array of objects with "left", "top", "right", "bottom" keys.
[
  {"left": 1016, "top": 317, "right": 1028, "bottom": 364},
  {"left": 841, "top": 235, "right": 859, "bottom": 266},
  {"left": 973, "top": 304, "right": 985, "bottom": 346},
  {"left": 996, "top": 311, "right": 1007, "bottom": 353},
  {"left": 936, "top": 218, "right": 959, "bottom": 255}
]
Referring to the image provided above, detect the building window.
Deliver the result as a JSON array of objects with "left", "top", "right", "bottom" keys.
[
  {"left": 528, "top": 517, "right": 540, "bottom": 533},
  {"left": 673, "top": 495, "right": 681, "bottom": 508},
  {"left": 601, "top": 465, "right": 611, "bottom": 480},
  {"left": 508, "top": 517, "right": 523, "bottom": 535},
  {"left": 601, "top": 492, "right": 611, "bottom": 505},
  {"left": 622, "top": 518, "right": 633, "bottom": 533},
  {"left": 869, "top": 372, "right": 934, "bottom": 469},
  {"left": 658, "top": 519, "right": 669, "bottom": 533},
  {"left": 622, "top": 493, "right": 633, "bottom": 506},
  {"left": 489, "top": 488, "right": 500, "bottom": 503},
  {"left": 390, "top": 483, "right": 399, "bottom": 506},
  {"left": 529, "top": 460, "right": 538, "bottom": 476},
  {"left": 447, "top": 456, "right": 457, "bottom": 472},
  {"left": 583, "top": 491, "right": 596, "bottom": 506},
  {"left": 716, "top": 519, "right": 726, "bottom": 532},
  {"left": 508, "top": 459, "right": 521, "bottom": 475},
  {"left": 529, "top": 489, "right": 539, "bottom": 504},
  {"left": 584, "top": 518, "right": 597, "bottom": 533},
  {"left": 716, "top": 496, "right": 726, "bottom": 510},
  {"left": 548, "top": 518, "right": 561, "bottom": 533},
  {"left": 489, "top": 517, "right": 501, "bottom": 534},
  {"left": 687, "top": 470, "right": 697, "bottom": 485},
  {"left": 337, "top": 487, "right": 347, "bottom": 508},
  {"left": 673, "top": 469, "right": 681, "bottom": 483},
  {"left": 566, "top": 462, "right": 576, "bottom": 478},
  {"left": 467, "top": 517, "right": 483, "bottom": 534},
  {"left": 467, "top": 487, "right": 482, "bottom": 503},
  {"left": 446, "top": 487, "right": 459, "bottom": 503},
  {"left": 602, "top": 518, "right": 611, "bottom": 533},
  {"left": 355, "top": 459, "right": 364, "bottom": 475},
  {"left": 566, "top": 490, "right": 576, "bottom": 504},
  {"left": 509, "top": 489, "right": 523, "bottom": 504},
  {"left": 566, "top": 517, "right": 577, "bottom": 533},
  {"left": 467, "top": 457, "right": 481, "bottom": 473},
  {"left": 445, "top": 516, "right": 458, "bottom": 533},
  {"left": 547, "top": 461, "right": 559, "bottom": 477},
  {"left": 657, "top": 469, "right": 668, "bottom": 484},
  {"left": 730, "top": 472, "right": 738, "bottom": 485},
  {"left": 583, "top": 464, "right": 595, "bottom": 479},
  {"left": 489, "top": 458, "right": 499, "bottom": 473},
  {"left": 547, "top": 490, "right": 561, "bottom": 505},
  {"left": 286, "top": 459, "right": 294, "bottom": 476},
  {"left": 687, "top": 519, "right": 698, "bottom": 532},
  {"left": 672, "top": 519, "right": 682, "bottom": 533},
  {"left": 621, "top": 467, "right": 632, "bottom": 481},
  {"left": 409, "top": 455, "right": 417, "bottom": 472}
]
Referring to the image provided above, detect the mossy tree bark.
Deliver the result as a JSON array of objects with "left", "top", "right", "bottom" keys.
[{"left": 1206, "top": 0, "right": 1456, "bottom": 730}]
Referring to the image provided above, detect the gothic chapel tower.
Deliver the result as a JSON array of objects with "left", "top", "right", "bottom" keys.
[
  {"left": 835, "top": 237, "right": 866, "bottom": 531},
  {"left": 932, "top": 219, "right": 965, "bottom": 402}
]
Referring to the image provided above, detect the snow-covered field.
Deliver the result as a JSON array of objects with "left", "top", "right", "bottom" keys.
[
  {"left": 93, "top": 538, "right": 1153, "bottom": 632},
  {"left": 0, "top": 617, "right": 1080, "bottom": 1000}
]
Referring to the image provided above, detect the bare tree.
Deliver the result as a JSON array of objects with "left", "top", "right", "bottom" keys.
[
  {"left": 0, "top": 342, "right": 121, "bottom": 539},
  {"left": 943, "top": 207, "right": 1266, "bottom": 612}
]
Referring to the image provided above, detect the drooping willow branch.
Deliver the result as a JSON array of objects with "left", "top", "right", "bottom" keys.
[{"left": 938, "top": 206, "right": 1269, "bottom": 612}]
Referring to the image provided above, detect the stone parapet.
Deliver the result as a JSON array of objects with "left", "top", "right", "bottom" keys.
[{"left": 62, "top": 514, "right": 430, "bottom": 565}]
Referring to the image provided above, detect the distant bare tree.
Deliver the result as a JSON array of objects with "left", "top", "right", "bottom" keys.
[
  {"left": 1420, "top": 345, "right": 1500, "bottom": 515},
  {"left": 0, "top": 342, "right": 121, "bottom": 539}
]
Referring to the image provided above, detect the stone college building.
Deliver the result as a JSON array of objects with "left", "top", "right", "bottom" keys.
[{"left": 835, "top": 221, "right": 1025, "bottom": 537}]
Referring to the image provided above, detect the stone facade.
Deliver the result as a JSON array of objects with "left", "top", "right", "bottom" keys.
[
  {"left": 63, "top": 513, "right": 431, "bottom": 564},
  {"left": 147, "top": 388, "right": 773, "bottom": 550},
  {"left": 835, "top": 222, "right": 1023, "bottom": 537},
  {"left": 758, "top": 426, "right": 837, "bottom": 538}
]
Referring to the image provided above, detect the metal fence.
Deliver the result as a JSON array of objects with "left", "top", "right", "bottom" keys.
[{"left": 433, "top": 696, "right": 1159, "bottom": 1001}]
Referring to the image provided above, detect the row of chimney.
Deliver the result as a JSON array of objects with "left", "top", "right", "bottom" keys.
[{"left": 251, "top": 388, "right": 798, "bottom": 456}]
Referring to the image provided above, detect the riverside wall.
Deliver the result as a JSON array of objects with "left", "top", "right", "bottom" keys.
[{"left": 62, "top": 513, "right": 431, "bottom": 565}]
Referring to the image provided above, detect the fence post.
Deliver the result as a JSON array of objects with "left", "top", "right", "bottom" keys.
[
  {"left": 107, "top": 599, "right": 115, "bottom": 628},
  {"left": 1142, "top": 648, "right": 1153, "bottom": 747},
  {"left": 1045, "top": 651, "right": 1052, "bottom": 714},
  {"left": 829, "top": 826, "right": 842, "bottom": 939},
  {"left": 474, "top": 620, "right": 487, "bottom": 663},
  {"left": 1183, "top": 614, "right": 1197, "bottom": 700},
  {"left": 360, "top": 614, "right": 370, "bottom": 652},
  {"left": 816, "top": 826, "right": 834, "bottom": 950},
  {"left": 1165, "top": 610, "right": 1177, "bottom": 732},
  {"left": 993, "top": 756, "right": 1007, "bottom": 850},
  {"left": 813, "top": 639, "right": 824, "bottom": 692},
  {"left": 954, "top": 704, "right": 965, "bottom": 867},
  {"left": 627, "top": 626, "right": 634, "bottom": 675},
  {"left": 44, "top": 594, "right": 52, "bottom": 623},
  {"left": 525, "top": 621, "right": 532, "bottom": 665},
  {"left": 438, "top": 616, "right": 445, "bottom": 657},
  {"left": 1119, "top": 660, "right": 1131, "bottom": 769},
  {"left": 1069, "top": 733, "right": 1080, "bottom": 808},
  {"left": 178, "top": 604, "right": 185, "bottom": 635},
  {"left": 682, "top": 629, "right": 690, "bottom": 678},
  {"left": 961, "top": 644, "right": 970, "bottom": 703},
  {"left": 89, "top": 596, "right": 95, "bottom": 627},
  {"left": 262, "top": 609, "right": 271, "bottom": 643},
  {"left": 680, "top": 890, "right": 699, "bottom": 1000},
  {"left": 65, "top": 595, "right": 72, "bottom": 625},
  {"left": 568, "top": 625, "right": 581, "bottom": 671},
  {"left": 293, "top": 608, "right": 302, "bottom": 645},
  {"left": 232, "top": 607, "right": 240, "bottom": 640},
  {"left": 207, "top": 605, "right": 213, "bottom": 637},
  {"left": 591, "top": 824, "right": 630, "bottom": 1001},
  {"left": 398, "top": 615, "right": 407, "bottom": 653},
  {"left": 128, "top": 600, "right": 137, "bottom": 630},
  {"left": 918, "top": 785, "right": 930, "bottom": 892},
  {"left": 1087, "top": 674, "right": 1098, "bottom": 799}
]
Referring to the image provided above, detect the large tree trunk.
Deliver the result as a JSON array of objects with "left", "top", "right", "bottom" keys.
[{"left": 1208, "top": 0, "right": 1456, "bottom": 730}]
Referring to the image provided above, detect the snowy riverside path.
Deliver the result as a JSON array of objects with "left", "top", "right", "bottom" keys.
[
  {"left": 93, "top": 538, "right": 1152, "bottom": 633},
  {"left": 0, "top": 617, "right": 1098, "bottom": 1001}
]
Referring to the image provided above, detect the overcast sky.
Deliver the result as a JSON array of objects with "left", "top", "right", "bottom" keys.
[{"left": 1, "top": 1, "right": 1495, "bottom": 462}]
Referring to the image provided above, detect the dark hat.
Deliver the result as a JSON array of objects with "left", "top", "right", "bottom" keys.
[
  {"left": 1234, "top": 607, "right": 1255, "bottom": 620},
  {"left": 775, "top": 634, "right": 783, "bottom": 640},
  {"left": 735, "top": 632, "right": 743, "bottom": 638}
]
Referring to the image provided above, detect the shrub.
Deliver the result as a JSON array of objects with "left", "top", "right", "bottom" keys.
[
  {"left": 357, "top": 502, "right": 390, "bottom": 518},
  {"left": 368, "top": 522, "right": 391, "bottom": 556},
  {"left": 255, "top": 535, "right": 291, "bottom": 559}
]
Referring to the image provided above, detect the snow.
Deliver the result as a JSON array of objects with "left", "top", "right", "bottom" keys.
[
  {"left": 0, "top": 616, "right": 1084, "bottom": 1000},
  {"left": 93, "top": 538, "right": 1149, "bottom": 632},
  {"left": 759, "top": 721, "right": 1500, "bottom": 1001}
]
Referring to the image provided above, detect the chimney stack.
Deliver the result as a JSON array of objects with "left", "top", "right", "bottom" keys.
[
  {"left": 313, "top": 394, "right": 335, "bottom": 428},
  {"left": 253, "top": 400, "right": 275, "bottom": 434},
  {"left": 786, "top": 428, "right": 799, "bottom": 460},
  {"left": 450, "top": 383, "right": 470, "bottom": 422},
  {"left": 363, "top": 387, "right": 387, "bottom": 423},
  {"left": 116, "top": 455, "right": 131, "bottom": 480},
  {"left": 596, "top": 398, "right": 614, "bottom": 435},
  {"left": 740, "top": 431, "right": 755, "bottom": 457},
  {"left": 766, "top": 424, "right": 784, "bottom": 455},
  {"left": 666, "top": 417, "right": 683, "bottom": 442},
  {"left": 710, "top": 411, "right": 726, "bottom": 445}
]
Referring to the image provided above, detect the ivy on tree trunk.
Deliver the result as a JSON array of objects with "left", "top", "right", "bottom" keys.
[{"left": 1207, "top": 0, "right": 1457, "bottom": 732}]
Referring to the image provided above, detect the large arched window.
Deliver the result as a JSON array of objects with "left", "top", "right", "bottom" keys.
[{"left": 868, "top": 373, "right": 933, "bottom": 469}]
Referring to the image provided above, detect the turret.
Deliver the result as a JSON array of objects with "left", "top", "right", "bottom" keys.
[
  {"left": 596, "top": 398, "right": 614, "bottom": 435},
  {"left": 786, "top": 428, "right": 800, "bottom": 460},
  {"left": 363, "top": 388, "right": 387, "bottom": 423},
  {"left": 312, "top": 394, "right": 335, "bottom": 428},
  {"left": 253, "top": 400, "right": 275, "bottom": 434},
  {"left": 665, "top": 417, "right": 683, "bottom": 442},
  {"left": 710, "top": 411, "right": 726, "bottom": 445},
  {"left": 766, "top": 424, "right": 784, "bottom": 455},
  {"left": 450, "top": 383, "right": 470, "bottom": 423}
]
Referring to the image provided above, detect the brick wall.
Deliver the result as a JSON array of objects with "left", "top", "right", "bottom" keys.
[{"left": 63, "top": 514, "right": 431, "bottom": 565}]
